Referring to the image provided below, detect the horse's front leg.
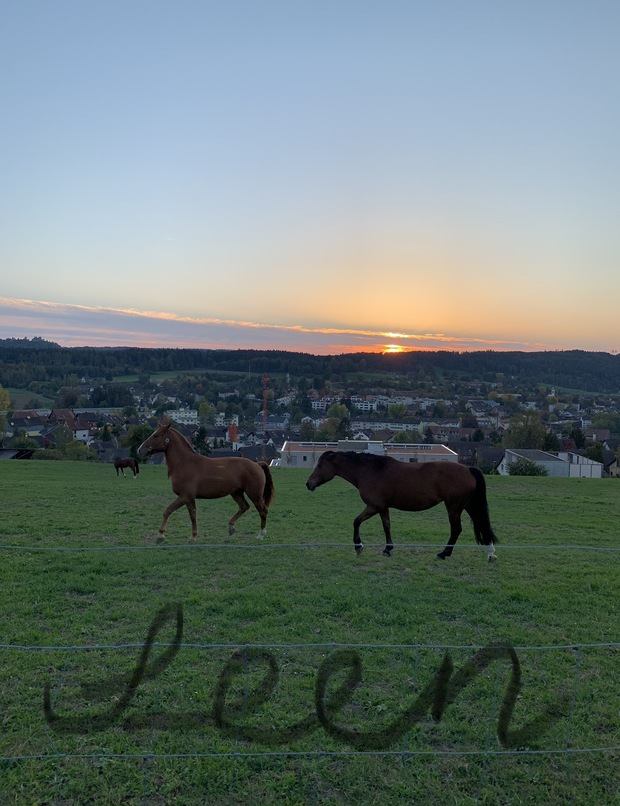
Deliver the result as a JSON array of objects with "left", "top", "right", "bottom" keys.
[
  {"left": 379, "top": 509, "right": 393, "bottom": 556},
  {"left": 353, "top": 505, "right": 379, "bottom": 555},
  {"left": 157, "top": 496, "right": 190, "bottom": 544},
  {"left": 437, "top": 507, "right": 463, "bottom": 560}
]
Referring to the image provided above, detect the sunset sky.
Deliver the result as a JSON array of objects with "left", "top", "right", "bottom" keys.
[{"left": 1, "top": 2, "right": 619, "bottom": 355}]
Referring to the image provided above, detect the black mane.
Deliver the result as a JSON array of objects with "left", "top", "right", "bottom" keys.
[{"left": 339, "top": 451, "right": 394, "bottom": 469}]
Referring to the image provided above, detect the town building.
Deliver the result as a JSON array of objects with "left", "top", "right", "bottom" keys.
[
  {"left": 497, "top": 449, "right": 603, "bottom": 478},
  {"left": 273, "top": 440, "right": 458, "bottom": 468}
]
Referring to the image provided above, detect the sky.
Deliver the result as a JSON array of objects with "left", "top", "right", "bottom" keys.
[{"left": 1, "top": 1, "right": 619, "bottom": 355}]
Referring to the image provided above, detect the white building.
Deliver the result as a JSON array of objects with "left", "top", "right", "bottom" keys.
[
  {"left": 273, "top": 440, "right": 458, "bottom": 468},
  {"left": 214, "top": 412, "right": 239, "bottom": 427},
  {"left": 350, "top": 397, "right": 379, "bottom": 412},
  {"left": 348, "top": 419, "right": 422, "bottom": 433},
  {"left": 167, "top": 409, "right": 199, "bottom": 425},
  {"left": 498, "top": 449, "right": 603, "bottom": 479}
]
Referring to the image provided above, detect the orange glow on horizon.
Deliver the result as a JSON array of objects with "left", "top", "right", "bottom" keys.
[{"left": 0, "top": 296, "right": 595, "bottom": 354}]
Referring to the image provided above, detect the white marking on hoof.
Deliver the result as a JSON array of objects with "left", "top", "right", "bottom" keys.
[
  {"left": 256, "top": 529, "right": 266, "bottom": 540},
  {"left": 486, "top": 545, "right": 497, "bottom": 562}
]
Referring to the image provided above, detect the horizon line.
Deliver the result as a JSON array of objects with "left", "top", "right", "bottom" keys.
[
  {"left": 1, "top": 335, "right": 617, "bottom": 358},
  {"left": 0, "top": 296, "right": 618, "bottom": 356}
]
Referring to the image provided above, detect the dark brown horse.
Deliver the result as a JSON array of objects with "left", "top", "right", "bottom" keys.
[
  {"left": 114, "top": 456, "right": 139, "bottom": 477},
  {"left": 306, "top": 451, "right": 498, "bottom": 562},
  {"left": 138, "top": 422, "right": 275, "bottom": 543}
]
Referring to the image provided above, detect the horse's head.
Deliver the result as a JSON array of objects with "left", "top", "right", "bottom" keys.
[
  {"left": 306, "top": 450, "right": 338, "bottom": 491},
  {"left": 138, "top": 422, "right": 173, "bottom": 459}
]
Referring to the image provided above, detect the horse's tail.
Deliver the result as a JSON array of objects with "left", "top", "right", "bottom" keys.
[
  {"left": 467, "top": 467, "right": 498, "bottom": 546},
  {"left": 134, "top": 460, "right": 140, "bottom": 474},
  {"left": 259, "top": 462, "right": 275, "bottom": 507}
]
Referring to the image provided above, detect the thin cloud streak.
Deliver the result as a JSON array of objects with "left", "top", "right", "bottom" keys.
[{"left": 0, "top": 297, "right": 580, "bottom": 354}]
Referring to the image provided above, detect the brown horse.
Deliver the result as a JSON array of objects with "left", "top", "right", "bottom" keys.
[
  {"left": 114, "top": 456, "right": 139, "bottom": 477},
  {"left": 306, "top": 451, "right": 498, "bottom": 562},
  {"left": 138, "top": 422, "right": 275, "bottom": 543}
]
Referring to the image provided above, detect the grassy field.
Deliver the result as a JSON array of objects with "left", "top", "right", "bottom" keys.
[
  {"left": 3, "top": 388, "right": 55, "bottom": 409},
  {"left": 0, "top": 460, "right": 618, "bottom": 804}
]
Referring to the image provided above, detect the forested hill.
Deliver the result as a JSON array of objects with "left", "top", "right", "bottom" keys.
[
  {"left": 0, "top": 340, "right": 619, "bottom": 394},
  {"left": 0, "top": 336, "right": 61, "bottom": 349}
]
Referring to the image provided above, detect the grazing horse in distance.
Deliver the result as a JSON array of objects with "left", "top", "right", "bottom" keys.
[
  {"left": 138, "top": 422, "right": 275, "bottom": 543},
  {"left": 114, "top": 456, "right": 139, "bottom": 478},
  {"left": 306, "top": 450, "right": 498, "bottom": 562}
]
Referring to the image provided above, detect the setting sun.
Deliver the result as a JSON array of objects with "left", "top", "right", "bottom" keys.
[{"left": 383, "top": 344, "right": 405, "bottom": 354}]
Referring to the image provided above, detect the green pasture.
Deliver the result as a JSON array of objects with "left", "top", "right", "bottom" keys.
[
  {"left": 0, "top": 461, "right": 618, "bottom": 804},
  {"left": 3, "top": 387, "right": 55, "bottom": 409},
  {"left": 112, "top": 368, "right": 289, "bottom": 383}
]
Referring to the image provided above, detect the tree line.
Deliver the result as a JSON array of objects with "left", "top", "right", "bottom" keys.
[{"left": 1, "top": 341, "right": 620, "bottom": 394}]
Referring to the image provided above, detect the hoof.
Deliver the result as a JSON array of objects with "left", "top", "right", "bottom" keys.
[
  {"left": 436, "top": 552, "right": 446, "bottom": 560},
  {"left": 156, "top": 535, "right": 165, "bottom": 545},
  {"left": 355, "top": 544, "right": 364, "bottom": 555},
  {"left": 382, "top": 548, "right": 392, "bottom": 557},
  {"left": 488, "top": 554, "right": 498, "bottom": 563},
  {"left": 228, "top": 526, "right": 235, "bottom": 536}
]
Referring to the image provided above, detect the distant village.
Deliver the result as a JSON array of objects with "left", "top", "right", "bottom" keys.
[{"left": 2, "top": 369, "right": 619, "bottom": 479}]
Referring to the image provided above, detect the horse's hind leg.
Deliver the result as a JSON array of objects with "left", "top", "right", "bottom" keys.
[
  {"left": 251, "top": 496, "right": 268, "bottom": 539},
  {"left": 228, "top": 491, "right": 250, "bottom": 535},
  {"left": 437, "top": 504, "right": 463, "bottom": 560},
  {"left": 186, "top": 501, "right": 198, "bottom": 542},
  {"left": 379, "top": 509, "right": 393, "bottom": 556},
  {"left": 464, "top": 503, "right": 497, "bottom": 563}
]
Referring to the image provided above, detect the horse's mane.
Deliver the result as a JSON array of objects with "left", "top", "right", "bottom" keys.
[
  {"left": 340, "top": 451, "right": 392, "bottom": 468},
  {"left": 170, "top": 426, "right": 196, "bottom": 452}
]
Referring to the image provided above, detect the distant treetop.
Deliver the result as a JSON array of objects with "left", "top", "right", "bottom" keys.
[{"left": 0, "top": 336, "right": 60, "bottom": 349}]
